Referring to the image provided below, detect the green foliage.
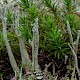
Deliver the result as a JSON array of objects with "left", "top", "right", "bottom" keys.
[
  {"left": 19, "top": 25, "right": 32, "bottom": 41},
  {"left": 1, "top": 1, "right": 80, "bottom": 79},
  {"left": 20, "top": 0, "right": 30, "bottom": 9},
  {"left": 46, "top": 26, "right": 68, "bottom": 59},
  {"left": 65, "top": 14, "right": 76, "bottom": 32},
  {"left": 1, "top": 0, "right": 80, "bottom": 73},
  {"left": 44, "top": 0, "right": 62, "bottom": 28},
  {"left": 39, "top": 14, "right": 68, "bottom": 59},
  {"left": 28, "top": 5, "right": 38, "bottom": 21},
  {"left": 63, "top": 0, "right": 75, "bottom": 12},
  {"left": 44, "top": 0, "right": 52, "bottom": 8},
  {"left": 63, "top": 0, "right": 72, "bottom": 6},
  {"left": 64, "top": 13, "right": 80, "bottom": 41},
  {"left": 6, "top": 9, "right": 13, "bottom": 24},
  {"left": 19, "top": 3, "right": 38, "bottom": 40},
  {"left": 66, "top": 14, "right": 75, "bottom": 26},
  {"left": 44, "top": 0, "right": 58, "bottom": 15},
  {"left": 43, "top": 14, "right": 54, "bottom": 30},
  {"left": 0, "top": 30, "right": 5, "bottom": 50},
  {"left": 19, "top": 17, "right": 32, "bottom": 40}
]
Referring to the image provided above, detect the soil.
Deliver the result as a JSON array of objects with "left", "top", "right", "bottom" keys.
[{"left": 0, "top": 46, "right": 80, "bottom": 80}]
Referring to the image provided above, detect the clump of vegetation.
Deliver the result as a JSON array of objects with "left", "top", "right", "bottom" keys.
[{"left": 0, "top": 0, "right": 80, "bottom": 80}]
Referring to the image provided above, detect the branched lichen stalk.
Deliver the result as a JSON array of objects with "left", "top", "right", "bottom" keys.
[
  {"left": 67, "top": 20, "right": 80, "bottom": 78},
  {"left": 0, "top": 4, "right": 19, "bottom": 73},
  {"left": 13, "top": 4, "right": 32, "bottom": 72},
  {"left": 32, "top": 18, "right": 40, "bottom": 72}
]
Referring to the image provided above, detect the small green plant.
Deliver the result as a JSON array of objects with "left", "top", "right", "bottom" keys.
[
  {"left": 28, "top": 5, "right": 38, "bottom": 21},
  {"left": 63, "top": 0, "right": 73, "bottom": 12},
  {"left": 20, "top": 0, "right": 30, "bottom": 9},
  {"left": 47, "top": 27, "right": 68, "bottom": 59},
  {"left": 44, "top": 0, "right": 58, "bottom": 16},
  {"left": 41, "top": 14, "right": 68, "bottom": 59},
  {"left": 19, "top": 22, "right": 32, "bottom": 41}
]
